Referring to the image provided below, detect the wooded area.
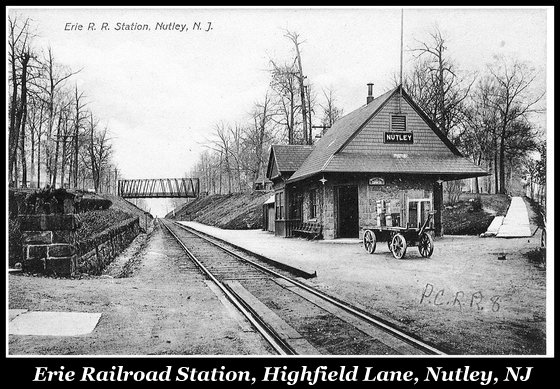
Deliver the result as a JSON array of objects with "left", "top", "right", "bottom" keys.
[
  {"left": 189, "top": 27, "right": 546, "bottom": 208},
  {"left": 402, "top": 28, "right": 546, "bottom": 203},
  {"left": 8, "top": 17, "right": 546, "bottom": 207},
  {"left": 187, "top": 30, "right": 344, "bottom": 196},
  {"left": 8, "top": 16, "right": 119, "bottom": 194}
]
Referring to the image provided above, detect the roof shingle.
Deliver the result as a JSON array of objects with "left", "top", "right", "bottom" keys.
[
  {"left": 271, "top": 144, "right": 314, "bottom": 173},
  {"left": 288, "top": 87, "right": 398, "bottom": 182},
  {"left": 323, "top": 153, "right": 488, "bottom": 178},
  {"left": 286, "top": 86, "right": 487, "bottom": 182}
]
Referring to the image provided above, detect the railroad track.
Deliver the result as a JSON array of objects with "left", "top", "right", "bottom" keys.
[{"left": 161, "top": 219, "right": 445, "bottom": 356}]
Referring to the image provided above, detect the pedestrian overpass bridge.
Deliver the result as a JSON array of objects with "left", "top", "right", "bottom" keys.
[{"left": 117, "top": 178, "right": 199, "bottom": 198}]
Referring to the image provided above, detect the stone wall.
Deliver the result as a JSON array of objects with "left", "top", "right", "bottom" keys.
[
  {"left": 76, "top": 217, "right": 140, "bottom": 275},
  {"left": 19, "top": 213, "right": 140, "bottom": 277},
  {"left": 298, "top": 174, "right": 434, "bottom": 240},
  {"left": 358, "top": 176, "right": 433, "bottom": 238},
  {"left": 19, "top": 214, "right": 81, "bottom": 276}
]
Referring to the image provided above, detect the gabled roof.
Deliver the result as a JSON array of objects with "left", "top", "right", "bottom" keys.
[
  {"left": 266, "top": 144, "right": 314, "bottom": 179},
  {"left": 287, "top": 87, "right": 398, "bottom": 182},
  {"left": 287, "top": 85, "right": 486, "bottom": 182}
]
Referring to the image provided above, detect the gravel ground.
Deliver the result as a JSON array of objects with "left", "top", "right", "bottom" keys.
[
  {"left": 8, "top": 220, "right": 547, "bottom": 356},
  {"left": 180, "top": 221, "right": 548, "bottom": 356}
]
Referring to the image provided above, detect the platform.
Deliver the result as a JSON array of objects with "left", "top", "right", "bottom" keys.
[
  {"left": 496, "top": 197, "right": 532, "bottom": 238},
  {"left": 178, "top": 221, "right": 322, "bottom": 276}
]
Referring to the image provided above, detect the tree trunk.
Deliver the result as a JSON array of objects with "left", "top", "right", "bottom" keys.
[
  {"left": 52, "top": 113, "right": 62, "bottom": 187},
  {"left": 474, "top": 155, "right": 482, "bottom": 194},
  {"left": 8, "top": 43, "right": 18, "bottom": 186},
  {"left": 289, "top": 33, "right": 308, "bottom": 145},
  {"left": 74, "top": 121, "right": 79, "bottom": 188},
  {"left": 60, "top": 133, "right": 67, "bottom": 188},
  {"left": 498, "top": 125, "right": 506, "bottom": 194},
  {"left": 20, "top": 108, "right": 27, "bottom": 187},
  {"left": 37, "top": 130, "right": 41, "bottom": 188},
  {"left": 20, "top": 54, "right": 30, "bottom": 187},
  {"left": 30, "top": 115, "right": 35, "bottom": 186},
  {"left": 494, "top": 150, "right": 499, "bottom": 194}
]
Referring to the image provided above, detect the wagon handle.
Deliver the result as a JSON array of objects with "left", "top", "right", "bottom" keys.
[{"left": 419, "top": 210, "right": 437, "bottom": 235}]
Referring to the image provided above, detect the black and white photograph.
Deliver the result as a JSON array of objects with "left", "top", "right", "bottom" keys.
[{"left": 6, "top": 5, "right": 553, "bottom": 382}]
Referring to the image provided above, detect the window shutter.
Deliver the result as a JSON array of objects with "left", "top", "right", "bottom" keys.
[{"left": 391, "top": 115, "right": 406, "bottom": 131}]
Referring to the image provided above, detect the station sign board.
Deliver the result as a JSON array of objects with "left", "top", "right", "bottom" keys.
[
  {"left": 384, "top": 131, "right": 414, "bottom": 144},
  {"left": 368, "top": 177, "right": 385, "bottom": 186}
]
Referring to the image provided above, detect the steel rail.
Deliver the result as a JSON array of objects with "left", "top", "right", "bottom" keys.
[
  {"left": 161, "top": 220, "right": 296, "bottom": 356},
  {"left": 172, "top": 220, "right": 446, "bottom": 356}
]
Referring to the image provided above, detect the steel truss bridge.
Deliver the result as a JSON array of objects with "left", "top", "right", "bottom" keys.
[{"left": 117, "top": 178, "right": 199, "bottom": 198}]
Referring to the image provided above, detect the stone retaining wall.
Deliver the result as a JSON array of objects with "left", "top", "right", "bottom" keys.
[
  {"left": 19, "top": 214, "right": 140, "bottom": 277},
  {"left": 76, "top": 217, "right": 140, "bottom": 275}
]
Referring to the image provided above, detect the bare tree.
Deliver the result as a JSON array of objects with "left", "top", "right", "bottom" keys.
[
  {"left": 269, "top": 59, "right": 301, "bottom": 144},
  {"left": 284, "top": 30, "right": 310, "bottom": 144},
  {"left": 205, "top": 122, "right": 233, "bottom": 194},
  {"left": 458, "top": 79, "right": 499, "bottom": 193},
  {"left": 85, "top": 113, "right": 113, "bottom": 191},
  {"left": 72, "top": 85, "right": 88, "bottom": 188},
  {"left": 319, "top": 87, "right": 344, "bottom": 131},
  {"left": 246, "top": 92, "right": 276, "bottom": 182},
  {"left": 33, "top": 47, "right": 80, "bottom": 186},
  {"left": 484, "top": 56, "right": 544, "bottom": 194},
  {"left": 407, "top": 27, "right": 474, "bottom": 138},
  {"left": 8, "top": 16, "right": 35, "bottom": 186}
]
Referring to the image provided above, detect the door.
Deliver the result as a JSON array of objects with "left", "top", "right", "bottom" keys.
[
  {"left": 407, "top": 199, "right": 432, "bottom": 228},
  {"left": 337, "top": 185, "right": 359, "bottom": 238},
  {"left": 268, "top": 206, "right": 275, "bottom": 232}
]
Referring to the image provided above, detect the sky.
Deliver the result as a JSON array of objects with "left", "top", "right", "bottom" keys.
[{"left": 7, "top": 6, "right": 552, "bottom": 216}]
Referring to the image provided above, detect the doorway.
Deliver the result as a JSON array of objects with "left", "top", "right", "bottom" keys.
[
  {"left": 337, "top": 185, "right": 359, "bottom": 238},
  {"left": 407, "top": 198, "right": 432, "bottom": 228}
]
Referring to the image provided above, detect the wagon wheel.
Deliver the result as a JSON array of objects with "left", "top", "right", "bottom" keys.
[
  {"left": 387, "top": 232, "right": 395, "bottom": 252},
  {"left": 363, "top": 230, "right": 377, "bottom": 254},
  {"left": 391, "top": 233, "right": 407, "bottom": 259},
  {"left": 418, "top": 232, "right": 434, "bottom": 258}
]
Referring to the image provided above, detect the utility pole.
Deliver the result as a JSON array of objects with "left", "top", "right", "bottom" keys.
[{"left": 399, "top": 8, "right": 404, "bottom": 113}]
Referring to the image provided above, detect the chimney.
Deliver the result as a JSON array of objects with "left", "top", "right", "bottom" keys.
[{"left": 367, "top": 83, "right": 374, "bottom": 104}]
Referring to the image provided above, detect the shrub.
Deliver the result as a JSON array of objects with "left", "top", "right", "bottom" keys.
[{"left": 470, "top": 197, "right": 483, "bottom": 212}]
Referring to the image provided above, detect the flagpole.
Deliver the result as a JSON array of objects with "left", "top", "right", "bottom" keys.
[{"left": 399, "top": 8, "right": 404, "bottom": 113}]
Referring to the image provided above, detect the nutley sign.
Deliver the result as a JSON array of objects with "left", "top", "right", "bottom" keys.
[{"left": 384, "top": 131, "right": 414, "bottom": 144}]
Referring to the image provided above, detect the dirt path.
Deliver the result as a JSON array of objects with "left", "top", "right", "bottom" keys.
[{"left": 8, "top": 224, "right": 274, "bottom": 355}]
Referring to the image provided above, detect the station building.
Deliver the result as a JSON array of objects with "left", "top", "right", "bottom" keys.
[{"left": 265, "top": 85, "right": 488, "bottom": 239}]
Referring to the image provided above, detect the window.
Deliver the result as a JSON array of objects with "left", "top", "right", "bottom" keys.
[
  {"left": 309, "top": 189, "right": 317, "bottom": 219},
  {"left": 275, "top": 192, "right": 284, "bottom": 220},
  {"left": 391, "top": 114, "right": 407, "bottom": 131},
  {"left": 407, "top": 199, "right": 431, "bottom": 228},
  {"left": 289, "top": 192, "right": 303, "bottom": 220}
]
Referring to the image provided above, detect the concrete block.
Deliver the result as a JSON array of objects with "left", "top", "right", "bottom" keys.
[
  {"left": 21, "top": 231, "right": 53, "bottom": 245},
  {"left": 9, "top": 311, "right": 101, "bottom": 336},
  {"left": 27, "top": 245, "right": 48, "bottom": 260},
  {"left": 52, "top": 230, "right": 76, "bottom": 244},
  {"left": 63, "top": 198, "right": 75, "bottom": 214},
  {"left": 22, "top": 258, "right": 45, "bottom": 273},
  {"left": 48, "top": 244, "right": 76, "bottom": 258},
  {"left": 46, "top": 256, "right": 76, "bottom": 276},
  {"left": 19, "top": 214, "right": 78, "bottom": 231}
]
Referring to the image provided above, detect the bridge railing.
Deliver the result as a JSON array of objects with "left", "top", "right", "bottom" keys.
[{"left": 118, "top": 178, "right": 200, "bottom": 198}]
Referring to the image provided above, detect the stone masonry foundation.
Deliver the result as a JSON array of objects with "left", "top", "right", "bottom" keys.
[
  {"left": 19, "top": 214, "right": 140, "bottom": 277},
  {"left": 19, "top": 214, "right": 80, "bottom": 277}
]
